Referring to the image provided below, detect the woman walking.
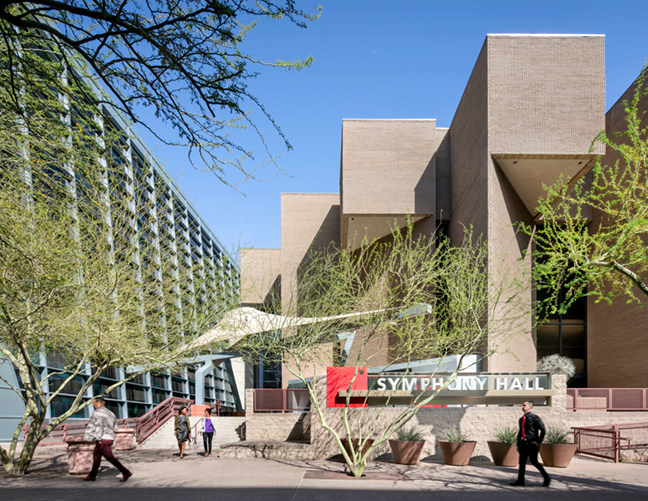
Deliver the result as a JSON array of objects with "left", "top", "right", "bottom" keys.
[
  {"left": 200, "top": 407, "right": 215, "bottom": 457},
  {"left": 174, "top": 406, "right": 191, "bottom": 459}
]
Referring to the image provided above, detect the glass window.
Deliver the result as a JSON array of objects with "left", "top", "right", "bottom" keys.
[{"left": 536, "top": 285, "right": 587, "bottom": 387}]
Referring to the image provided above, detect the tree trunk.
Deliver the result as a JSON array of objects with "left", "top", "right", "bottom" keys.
[{"left": 2, "top": 419, "right": 42, "bottom": 475}]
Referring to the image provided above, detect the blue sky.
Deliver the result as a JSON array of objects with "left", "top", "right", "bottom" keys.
[{"left": 133, "top": 0, "right": 648, "bottom": 255}]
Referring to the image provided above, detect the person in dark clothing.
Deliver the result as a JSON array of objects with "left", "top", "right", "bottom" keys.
[
  {"left": 510, "top": 400, "right": 551, "bottom": 487},
  {"left": 174, "top": 406, "right": 191, "bottom": 459}
]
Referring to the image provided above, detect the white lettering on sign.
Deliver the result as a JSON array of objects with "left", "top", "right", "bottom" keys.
[
  {"left": 510, "top": 378, "right": 523, "bottom": 390},
  {"left": 403, "top": 378, "right": 417, "bottom": 391},
  {"left": 372, "top": 374, "right": 548, "bottom": 392},
  {"left": 462, "top": 378, "right": 476, "bottom": 391}
]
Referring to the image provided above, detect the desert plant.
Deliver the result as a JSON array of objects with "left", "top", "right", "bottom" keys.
[
  {"left": 395, "top": 427, "right": 425, "bottom": 442},
  {"left": 440, "top": 425, "right": 469, "bottom": 443},
  {"left": 537, "top": 355, "right": 576, "bottom": 379},
  {"left": 493, "top": 425, "right": 518, "bottom": 444},
  {"left": 545, "top": 426, "right": 571, "bottom": 444}
]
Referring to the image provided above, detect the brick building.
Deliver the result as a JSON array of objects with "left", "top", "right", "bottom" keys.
[{"left": 241, "top": 34, "right": 648, "bottom": 389}]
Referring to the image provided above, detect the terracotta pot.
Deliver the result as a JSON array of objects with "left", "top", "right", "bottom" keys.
[
  {"left": 115, "top": 428, "right": 136, "bottom": 451},
  {"left": 340, "top": 438, "right": 375, "bottom": 459},
  {"left": 438, "top": 440, "right": 476, "bottom": 466},
  {"left": 389, "top": 439, "right": 425, "bottom": 465},
  {"left": 539, "top": 443, "right": 578, "bottom": 468},
  {"left": 64, "top": 438, "right": 97, "bottom": 475},
  {"left": 487, "top": 441, "right": 518, "bottom": 467}
]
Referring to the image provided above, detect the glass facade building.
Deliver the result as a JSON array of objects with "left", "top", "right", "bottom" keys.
[{"left": 0, "top": 85, "right": 241, "bottom": 439}]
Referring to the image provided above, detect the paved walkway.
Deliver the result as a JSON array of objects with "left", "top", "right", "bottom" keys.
[{"left": 1, "top": 445, "right": 647, "bottom": 500}]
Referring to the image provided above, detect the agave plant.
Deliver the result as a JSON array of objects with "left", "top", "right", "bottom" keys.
[
  {"left": 544, "top": 426, "right": 572, "bottom": 444},
  {"left": 395, "top": 426, "right": 425, "bottom": 442},
  {"left": 440, "top": 425, "right": 469, "bottom": 443},
  {"left": 493, "top": 425, "right": 518, "bottom": 444}
]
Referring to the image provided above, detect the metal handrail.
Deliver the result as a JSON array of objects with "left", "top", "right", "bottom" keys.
[
  {"left": 23, "top": 396, "right": 193, "bottom": 446},
  {"left": 572, "top": 421, "right": 648, "bottom": 462}
]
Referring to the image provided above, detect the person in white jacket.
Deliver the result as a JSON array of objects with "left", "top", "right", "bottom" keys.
[{"left": 82, "top": 397, "right": 132, "bottom": 482}]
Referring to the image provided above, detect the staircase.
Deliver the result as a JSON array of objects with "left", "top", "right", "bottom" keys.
[
  {"left": 139, "top": 416, "right": 246, "bottom": 450},
  {"left": 24, "top": 397, "right": 246, "bottom": 451}
]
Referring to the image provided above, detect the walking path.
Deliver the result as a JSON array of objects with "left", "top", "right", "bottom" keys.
[{"left": 1, "top": 445, "right": 647, "bottom": 500}]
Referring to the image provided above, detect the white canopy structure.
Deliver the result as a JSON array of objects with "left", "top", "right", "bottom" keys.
[{"left": 186, "top": 306, "right": 396, "bottom": 351}]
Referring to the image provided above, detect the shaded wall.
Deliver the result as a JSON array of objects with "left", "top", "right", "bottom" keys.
[
  {"left": 280, "top": 193, "right": 341, "bottom": 386},
  {"left": 240, "top": 248, "right": 281, "bottom": 308}
]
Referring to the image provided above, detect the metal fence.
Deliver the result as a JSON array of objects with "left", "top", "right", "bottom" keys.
[
  {"left": 567, "top": 388, "right": 648, "bottom": 411},
  {"left": 253, "top": 389, "right": 310, "bottom": 413},
  {"left": 572, "top": 422, "right": 648, "bottom": 462}
]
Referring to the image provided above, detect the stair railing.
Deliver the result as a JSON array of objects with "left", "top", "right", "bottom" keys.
[{"left": 23, "top": 396, "right": 193, "bottom": 446}]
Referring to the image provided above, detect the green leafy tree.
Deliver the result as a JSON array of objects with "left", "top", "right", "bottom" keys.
[
  {"left": 0, "top": 38, "right": 237, "bottom": 475},
  {"left": 0, "top": 0, "right": 319, "bottom": 187},
  {"left": 238, "top": 225, "right": 530, "bottom": 477},
  {"left": 530, "top": 70, "right": 648, "bottom": 312}
]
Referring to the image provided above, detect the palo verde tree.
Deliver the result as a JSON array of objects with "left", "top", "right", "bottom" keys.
[
  {"left": 239, "top": 224, "right": 531, "bottom": 477},
  {"left": 529, "top": 69, "right": 648, "bottom": 312},
  {"left": 0, "top": 0, "right": 320, "bottom": 187},
  {"left": 0, "top": 36, "right": 237, "bottom": 476}
]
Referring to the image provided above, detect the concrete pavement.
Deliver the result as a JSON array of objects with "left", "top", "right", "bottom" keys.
[{"left": 1, "top": 445, "right": 647, "bottom": 500}]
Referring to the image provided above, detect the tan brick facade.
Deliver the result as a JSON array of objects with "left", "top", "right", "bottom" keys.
[{"left": 240, "top": 34, "right": 647, "bottom": 390}]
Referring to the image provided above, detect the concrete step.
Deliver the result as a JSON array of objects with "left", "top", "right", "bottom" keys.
[
  {"left": 139, "top": 416, "right": 246, "bottom": 450},
  {"left": 219, "top": 440, "right": 313, "bottom": 460}
]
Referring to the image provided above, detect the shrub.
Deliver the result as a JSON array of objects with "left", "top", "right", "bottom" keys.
[
  {"left": 440, "top": 425, "right": 469, "bottom": 443},
  {"left": 537, "top": 354, "right": 576, "bottom": 379},
  {"left": 493, "top": 425, "right": 518, "bottom": 444},
  {"left": 545, "top": 426, "right": 571, "bottom": 444},
  {"left": 395, "top": 426, "right": 425, "bottom": 442}
]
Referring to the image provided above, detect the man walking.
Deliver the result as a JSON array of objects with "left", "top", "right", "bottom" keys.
[
  {"left": 510, "top": 400, "right": 551, "bottom": 487},
  {"left": 82, "top": 397, "right": 132, "bottom": 482}
]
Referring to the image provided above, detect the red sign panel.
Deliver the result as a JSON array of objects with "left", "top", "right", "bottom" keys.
[{"left": 326, "top": 367, "right": 368, "bottom": 408}]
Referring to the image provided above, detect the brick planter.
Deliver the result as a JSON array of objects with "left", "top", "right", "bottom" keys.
[{"left": 64, "top": 438, "right": 96, "bottom": 475}]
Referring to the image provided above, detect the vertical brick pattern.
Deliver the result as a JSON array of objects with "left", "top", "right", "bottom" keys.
[
  {"left": 448, "top": 41, "right": 490, "bottom": 243},
  {"left": 280, "top": 193, "right": 341, "bottom": 386},
  {"left": 240, "top": 248, "right": 281, "bottom": 307},
  {"left": 341, "top": 120, "right": 440, "bottom": 216},
  {"left": 488, "top": 36, "right": 605, "bottom": 155}
]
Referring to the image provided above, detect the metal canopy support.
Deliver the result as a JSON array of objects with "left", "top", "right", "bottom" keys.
[{"left": 193, "top": 353, "right": 240, "bottom": 405}]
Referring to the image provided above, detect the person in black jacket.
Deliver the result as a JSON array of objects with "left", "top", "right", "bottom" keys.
[{"left": 510, "top": 401, "right": 551, "bottom": 487}]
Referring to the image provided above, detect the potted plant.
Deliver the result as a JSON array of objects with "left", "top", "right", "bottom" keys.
[
  {"left": 487, "top": 425, "right": 518, "bottom": 467},
  {"left": 389, "top": 426, "right": 426, "bottom": 465},
  {"left": 539, "top": 426, "right": 578, "bottom": 468},
  {"left": 437, "top": 425, "right": 476, "bottom": 466},
  {"left": 340, "top": 438, "right": 375, "bottom": 461}
]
